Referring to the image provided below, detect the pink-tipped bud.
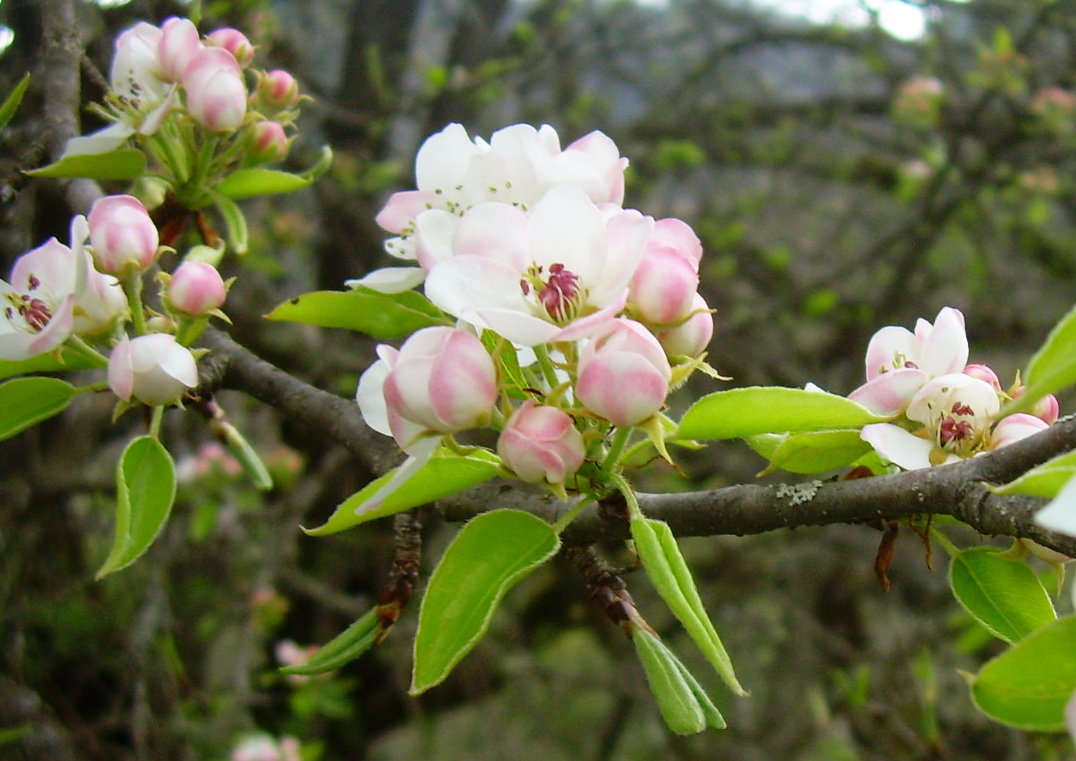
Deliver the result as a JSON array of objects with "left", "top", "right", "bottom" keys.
[
  {"left": 158, "top": 17, "right": 203, "bottom": 82},
  {"left": 629, "top": 248, "right": 699, "bottom": 325},
  {"left": 169, "top": 261, "right": 227, "bottom": 315},
  {"left": 1032, "top": 394, "right": 1060, "bottom": 425},
  {"left": 183, "top": 47, "right": 247, "bottom": 133},
  {"left": 207, "top": 28, "right": 254, "bottom": 67},
  {"left": 497, "top": 401, "right": 585, "bottom": 484},
  {"left": 962, "top": 363, "right": 1002, "bottom": 391},
  {"left": 87, "top": 195, "right": 160, "bottom": 276},
  {"left": 258, "top": 69, "right": 300, "bottom": 111},
  {"left": 577, "top": 319, "right": 671, "bottom": 427},
  {"left": 248, "top": 121, "right": 290, "bottom": 163},
  {"left": 108, "top": 333, "right": 199, "bottom": 406},
  {"left": 656, "top": 293, "right": 714, "bottom": 358}
]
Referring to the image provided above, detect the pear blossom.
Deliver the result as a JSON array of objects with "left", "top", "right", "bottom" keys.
[
  {"left": 68, "top": 216, "right": 127, "bottom": 335},
  {"left": 108, "top": 333, "right": 199, "bottom": 406},
  {"left": 158, "top": 17, "right": 203, "bottom": 82},
  {"left": 183, "top": 47, "right": 247, "bottom": 133},
  {"left": 0, "top": 239, "right": 77, "bottom": 360},
  {"left": 207, "top": 28, "right": 254, "bottom": 67},
  {"left": 576, "top": 319, "right": 671, "bottom": 427},
  {"left": 656, "top": 293, "right": 714, "bottom": 358},
  {"left": 168, "top": 261, "right": 227, "bottom": 315},
  {"left": 849, "top": 306, "right": 968, "bottom": 416},
  {"left": 423, "top": 186, "right": 652, "bottom": 346},
  {"left": 354, "top": 123, "right": 629, "bottom": 290},
  {"left": 356, "top": 327, "right": 497, "bottom": 451},
  {"left": 1035, "top": 476, "right": 1076, "bottom": 539},
  {"left": 87, "top": 195, "right": 160, "bottom": 276},
  {"left": 498, "top": 401, "right": 585, "bottom": 484},
  {"left": 628, "top": 218, "right": 702, "bottom": 326}
]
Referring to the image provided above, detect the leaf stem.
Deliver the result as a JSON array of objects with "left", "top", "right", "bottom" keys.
[
  {"left": 552, "top": 495, "right": 595, "bottom": 534},
  {"left": 533, "top": 344, "right": 561, "bottom": 392}
]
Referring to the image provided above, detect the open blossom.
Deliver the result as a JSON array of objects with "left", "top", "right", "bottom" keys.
[
  {"left": 352, "top": 123, "right": 629, "bottom": 293},
  {"left": 108, "top": 333, "right": 199, "bottom": 406},
  {"left": 576, "top": 319, "right": 671, "bottom": 427},
  {"left": 498, "top": 401, "right": 585, "bottom": 484},
  {"left": 356, "top": 327, "right": 497, "bottom": 451},
  {"left": 423, "top": 186, "right": 652, "bottom": 345},
  {"left": 849, "top": 306, "right": 968, "bottom": 416},
  {"left": 0, "top": 239, "right": 78, "bottom": 360}
]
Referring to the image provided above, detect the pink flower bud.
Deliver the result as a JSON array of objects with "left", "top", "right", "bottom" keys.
[
  {"left": 158, "top": 17, "right": 203, "bottom": 82},
  {"left": 168, "top": 261, "right": 227, "bottom": 315},
  {"left": 577, "top": 319, "right": 671, "bottom": 427},
  {"left": 87, "top": 195, "right": 160, "bottom": 276},
  {"left": 379, "top": 327, "right": 497, "bottom": 444},
  {"left": 207, "top": 28, "right": 254, "bottom": 67},
  {"left": 248, "top": 121, "right": 290, "bottom": 163},
  {"left": 629, "top": 248, "right": 699, "bottom": 325},
  {"left": 990, "top": 413, "right": 1048, "bottom": 450},
  {"left": 498, "top": 401, "right": 585, "bottom": 484},
  {"left": 1033, "top": 394, "right": 1060, "bottom": 424},
  {"left": 108, "top": 333, "right": 199, "bottom": 406},
  {"left": 258, "top": 69, "right": 300, "bottom": 111},
  {"left": 962, "top": 363, "right": 1001, "bottom": 391},
  {"left": 656, "top": 293, "right": 714, "bottom": 358},
  {"left": 183, "top": 47, "right": 247, "bottom": 133}
]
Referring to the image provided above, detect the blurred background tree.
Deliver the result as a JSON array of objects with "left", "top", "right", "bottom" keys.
[{"left": 0, "top": 0, "right": 1074, "bottom": 759}]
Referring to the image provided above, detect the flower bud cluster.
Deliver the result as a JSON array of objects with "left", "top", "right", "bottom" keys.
[
  {"left": 357, "top": 124, "right": 721, "bottom": 488},
  {"left": 851, "top": 307, "right": 1059, "bottom": 470}
]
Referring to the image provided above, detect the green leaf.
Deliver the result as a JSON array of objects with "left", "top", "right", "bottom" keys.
[
  {"left": 1008, "top": 303, "right": 1076, "bottom": 414},
  {"left": 27, "top": 148, "right": 147, "bottom": 180},
  {"left": 216, "top": 169, "right": 310, "bottom": 200},
  {"left": 267, "top": 287, "right": 448, "bottom": 339},
  {"left": 631, "top": 517, "right": 746, "bottom": 695},
  {"left": 633, "top": 628, "right": 705, "bottom": 734},
  {"left": 748, "top": 429, "right": 872, "bottom": 475},
  {"left": 96, "top": 436, "right": 177, "bottom": 579},
  {"left": 949, "top": 547, "right": 1056, "bottom": 644},
  {"left": 0, "top": 377, "right": 77, "bottom": 441},
  {"left": 411, "top": 510, "right": 560, "bottom": 694},
  {"left": 305, "top": 449, "right": 502, "bottom": 536},
  {"left": 0, "top": 348, "right": 104, "bottom": 381},
  {"left": 211, "top": 192, "right": 248, "bottom": 255},
  {"left": 280, "top": 609, "right": 379, "bottom": 676},
  {"left": 971, "top": 616, "right": 1076, "bottom": 731},
  {"left": 992, "top": 450, "right": 1076, "bottom": 498},
  {"left": 0, "top": 73, "right": 30, "bottom": 132},
  {"left": 677, "top": 387, "right": 885, "bottom": 441}
]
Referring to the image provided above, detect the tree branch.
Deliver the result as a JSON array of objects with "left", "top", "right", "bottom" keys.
[{"left": 197, "top": 328, "right": 1076, "bottom": 556}]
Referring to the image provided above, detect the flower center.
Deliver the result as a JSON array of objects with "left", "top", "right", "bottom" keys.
[
  {"left": 520, "top": 263, "right": 585, "bottom": 323},
  {"left": 935, "top": 401, "right": 984, "bottom": 453},
  {"left": 4, "top": 293, "right": 53, "bottom": 334}
]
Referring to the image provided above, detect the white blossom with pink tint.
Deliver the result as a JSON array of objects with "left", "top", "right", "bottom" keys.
[
  {"left": 168, "top": 261, "right": 227, "bottom": 315},
  {"left": 359, "top": 123, "right": 629, "bottom": 282},
  {"left": 207, "top": 28, "right": 254, "bottom": 67},
  {"left": 628, "top": 218, "right": 702, "bottom": 326},
  {"left": 356, "top": 327, "right": 497, "bottom": 451},
  {"left": 576, "top": 319, "right": 671, "bottom": 427},
  {"left": 423, "top": 186, "right": 651, "bottom": 346},
  {"left": 87, "top": 195, "right": 160, "bottom": 276},
  {"left": 158, "top": 17, "right": 203, "bottom": 82},
  {"left": 498, "top": 401, "right": 585, "bottom": 484},
  {"left": 108, "top": 333, "right": 198, "bottom": 406},
  {"left": 0, "top": 239, "right": 78, "bottom": 360},
  {"left": 183, "top": 47, "right": 247, "bottom": 133},
  {"left": 656, "top": 293, "right": 714, "bottom": 358},
  {"left": 68, "top": 216, "right": 127, "bottom": 335},
  {"left": 1035, "top": 476, "right": 1076, "bottom": 539},
  {"left": 849, "top": 307, "right": 969, "bottom": 416}
]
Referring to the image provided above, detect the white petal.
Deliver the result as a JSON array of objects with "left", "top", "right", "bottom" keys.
[
  {"left": 1034, "top": 476, "right": 1076, "bottom": 538},
  {"left": 861, "top": 423, "right": 936, "bottom": 470},
  {"left": 61, "top": 122, "right": 134, "bottom": 158},
  {"left": 356, "top": 359, "right": 393, "bottom": 436},
  {"left": 527, "top": 186, "right": 606, "bottom": 281},
  {"left": 357, "top": 437, "right": 441, "bottom": 514},
  {"left": 424, "top": 256, "right": 527, "bottom": 318},
  {"left": 346, "top": 267, "right": 426, "bottom": 293},
  {"left": 919, "top": 307, "right": 969, "bottom": 377}
]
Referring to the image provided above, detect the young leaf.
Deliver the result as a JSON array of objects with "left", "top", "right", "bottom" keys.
[
  {"left": 991, "top": 450, "right": 1076, "bottom": 498},
  {"left": 1006, "top": 303, "right": 1076, "bottom": 415},
  {"left": 305, "top": 449, "right": 503, "bottom": 536},
  {"left": 971, "top": 616, "right": 1076, "bottom": 731},
  {"left": 0, "top": 73, "right": 30, "bottom": 132},
  {"left": 0, "top": 377, "right": 77, "bottom": 441},
  {"left": 949, "top": 547, "right": 1056, "bottom": 644},
  {"left": 0, "top": 349, "right": 104, "bottom": 381},
  {"left": 267, "top": 288, "right": 448, "bottom": 339},
  {"left": 633, "top": 627, "right": 705, "bottom": 734},
  {"left": 27, "top": 149, "right": 147, "bottom": 180},
  {"left": 411, "top": 510, "right": 560, "bottom": 694},
  {"left": 751, "top": 429, "right": 871, "bottom": 475},
  {"left": 211, "top": 192, "right": 248, "bottom": 255},
  {"left": 96, "top": 436, "right": 177, "bottom": 579},
  {"left": 677, "top": 387, "right": 885, "bottom": 441},
  {"left": 280, "top": 609, "right": 379, "bottom": 676},
  {"left": 216, "top": 168, "right": 313, "bottom": 201},
  {"left": 631, "top": 517, "right": 746, "bottom": 695}
]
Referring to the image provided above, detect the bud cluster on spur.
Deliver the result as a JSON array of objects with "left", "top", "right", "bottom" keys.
[
  {"left": 847, "top": 307, "right": 1058, "bottom": 472},
  {"left": 354, "top": 123, "right": 719, "bottom": 491}
]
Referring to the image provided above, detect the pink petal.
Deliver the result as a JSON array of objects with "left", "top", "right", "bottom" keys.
[
  {"left": 375, "top": 190, "right": 432, "bottom": 233},
  {"left": 991, "top": 413, "right": 1048, "bottom": 450},
  {"left": 848, "top": 368, "right": 927, "bottom": 416},
  {"left": 919, "top": 306, "right": 968, "bottom": 377}
]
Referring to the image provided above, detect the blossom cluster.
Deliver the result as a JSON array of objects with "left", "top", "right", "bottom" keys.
[
  {"left": 356, "top": 124, "right": 716, "bottom": 487},
  {"left": 850, "top": 307, "right": 1058, "bottom": 470}
]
